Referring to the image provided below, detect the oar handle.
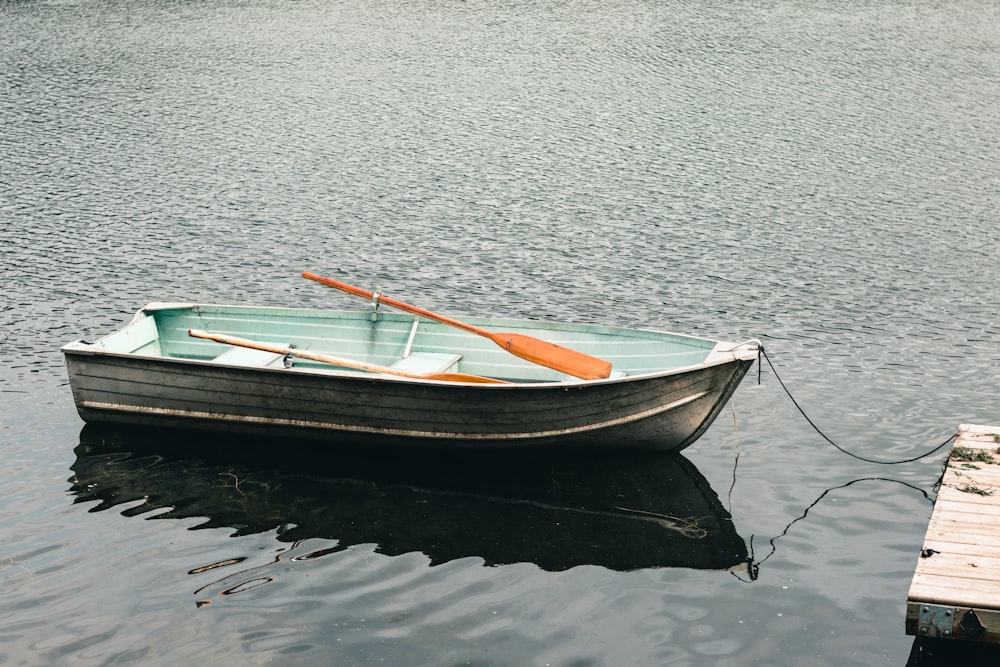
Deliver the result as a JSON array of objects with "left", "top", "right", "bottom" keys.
[
  {"left": 190, "top": 329, "right": 292, "bottom": 355},
  {"left": 188, "top": 329, "right": 508, "bottom": 384},
  {"left": 301, "top": 272, "right": 485, "bottom": 336}
]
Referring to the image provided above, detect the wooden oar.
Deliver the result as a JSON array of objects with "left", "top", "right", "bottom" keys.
[
  {"left": 301, "top": 271, "right": 613, "bottom": 380},
  {"left": 188, "top": 329, "right": 509, "bottom": 384}
]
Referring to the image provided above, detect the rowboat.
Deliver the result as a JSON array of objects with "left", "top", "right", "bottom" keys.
[
  {"left": 71, "top": 426, "right": 750, "bottom": 571},
  {"left": 62, "top": 283, "right": 758, "bottom": 452}
]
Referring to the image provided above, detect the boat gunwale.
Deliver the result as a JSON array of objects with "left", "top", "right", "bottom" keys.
[
  {"left": 61, "top": 302, "right": 759, "bottom": 388},
  {"left": 133, "top": 301, "right": 746, "bottom": 348},
  {"left": 61, "top": 339, "right": 757, "bottom": 389}
]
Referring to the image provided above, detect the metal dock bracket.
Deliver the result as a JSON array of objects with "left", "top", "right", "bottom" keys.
[
  {"left": 959, "top": 609, "right": 987, "bottom": 638},
  {"left": 917, "top": 604, "right": 954, "bottom": 638}
]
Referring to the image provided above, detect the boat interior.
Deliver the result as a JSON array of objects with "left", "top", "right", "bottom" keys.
[{"left": 83, "top": 304, "right": 726, "bottom": 384}]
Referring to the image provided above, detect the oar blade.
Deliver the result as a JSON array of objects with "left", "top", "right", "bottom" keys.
[
  {"left": 491, "top": 332, "right": 612, "bottom": 380},
  {"left": 424, "top": 372, "right": 510, "bottom": 385}
]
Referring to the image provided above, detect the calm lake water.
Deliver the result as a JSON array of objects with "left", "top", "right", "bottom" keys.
[{"left": 2, "top": 0, "right": 999, "bottom": 664}]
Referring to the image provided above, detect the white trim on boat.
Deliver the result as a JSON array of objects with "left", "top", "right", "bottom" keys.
[{"left": 80, "top": 389, "right": 712, "bottom": 441}]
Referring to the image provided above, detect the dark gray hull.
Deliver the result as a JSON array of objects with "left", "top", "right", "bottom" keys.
[{"left": 64, "top": 349, "right": 754, "bottom": 452}]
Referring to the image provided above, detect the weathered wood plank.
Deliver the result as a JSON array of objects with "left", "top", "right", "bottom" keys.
[
  {"left": 913, "top": 553, "right": 1000, "bottom": 585},
  {"left": 921, "top": 541, "right": 1000, "bottom": 558},
  {"left": 906, "top": 424, "right": 1000, "bottom": 642},
  {"left": 922, "top": 537, "right": 1000, "bottom": 555},
  {"left": 928, "top": 515, "right": 1000, "bottom": 535},
  {"left": 930, "top": 508, "right": 1000, "bottom": 526},
  {"left": 909, "top": 571, "right": 1000, "bottom": 606},
  {"left": 928, "top": 508, "right": 1000, "bottom": 530},
  {"left": 941, "top": 467, "right": 1000, "bottom": 488},
  {"left": 931, "top": 489, "right": 1000, "bottom": 510}
]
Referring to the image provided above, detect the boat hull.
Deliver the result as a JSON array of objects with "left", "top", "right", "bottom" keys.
[
  {"left": 64, "top": 350, "right": 752, "bottom": 452},
  {"left": 62, "top": 304, "right": 757, "bottom": 452}
]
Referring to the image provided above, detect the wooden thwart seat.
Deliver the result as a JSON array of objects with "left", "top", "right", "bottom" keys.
[
  {"left": 210, "top": 344, "right": 461, "bottom": 376},
  {"left": 212, "top": 346, "right": 286, "bottom": 368},
  {"left": 389, "top": 352, "right": 462, "bottom": 375}
]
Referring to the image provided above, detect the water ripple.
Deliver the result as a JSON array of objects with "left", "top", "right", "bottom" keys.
[{"left": 2, "top": 0, "right": 999, "bottom": 664}]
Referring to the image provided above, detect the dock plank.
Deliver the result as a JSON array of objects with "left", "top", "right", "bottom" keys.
[
  {"left": 922, "top": 536, "right": 1000, "bottom": 555},
  {"left": 928, "top": 514, "right": 1000, "bottom": 534},
  {"left": 906, "top": 424, "right": 1000, "bottom": 643},
  {"left": 909, "top": 576, "right": 1000, "bottom": 608},
  {"left": 911, "top": 557, "right": 1000, "bottom": 589},
  {"left": 932, "top": 489, "right": 1000, "bottom": 509}
]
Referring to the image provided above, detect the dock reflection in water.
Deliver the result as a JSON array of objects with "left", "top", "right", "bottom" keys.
[{"left": 69, "top": 426, "right": 748, "bottom": 573}]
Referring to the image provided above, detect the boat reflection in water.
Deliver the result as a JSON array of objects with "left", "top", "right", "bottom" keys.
[{"left": 69, "top": 426, "right": 748, "bottom": 573}]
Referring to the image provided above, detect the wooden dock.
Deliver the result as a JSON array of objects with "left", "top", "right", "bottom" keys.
[{"left": 906, "top": 424, "right": 1000, "bottom": 643}]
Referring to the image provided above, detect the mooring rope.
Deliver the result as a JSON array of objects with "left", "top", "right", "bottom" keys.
[
  {"left": 727, "top": 399, "right": 741, "bottom": 514},
  {"left": 725, "top": 347, "right": 955, "bottom": 581},
  {"left": 758, "top": 346, "right": 956, "bottom": 465},
  {"left": 731, "top": 476, "right": 934, "bottom": 582}
]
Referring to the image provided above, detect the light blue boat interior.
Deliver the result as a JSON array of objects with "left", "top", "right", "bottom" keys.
[{"left": 86, "top": 304, "right": 721, "bottom": 383}]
